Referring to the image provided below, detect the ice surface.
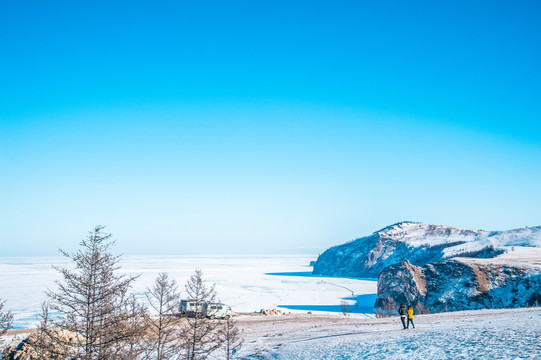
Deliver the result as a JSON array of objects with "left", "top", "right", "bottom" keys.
[{"left": 0, "top": 255, "right": 377, "bottom": 329}]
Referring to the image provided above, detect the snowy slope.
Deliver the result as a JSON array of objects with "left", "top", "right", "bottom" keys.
[
  {"left": 377, "top": 222, "right": 541, "bottom": 248},
  {"left": 235, "top": 308, "right": 541, "bottom": 360}
]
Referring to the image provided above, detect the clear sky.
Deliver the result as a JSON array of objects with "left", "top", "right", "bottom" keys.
[{"left": 1, "top": 1, "right": 540, "bottom": 256}]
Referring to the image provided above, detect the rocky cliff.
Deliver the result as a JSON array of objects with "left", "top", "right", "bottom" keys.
[
  {"left": 313, "top": 222, "right": 541, "bottom": 278},
  {"left": 374, "top": 247, "right": 541, "bottom": 313}
]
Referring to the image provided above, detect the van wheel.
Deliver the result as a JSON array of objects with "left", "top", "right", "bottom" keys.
[
  {"left": 224, "top": 315, "right": 230, "bottom": 320},
  {"left": 210, "top": 315, "right": 215, "bottom": 320}
]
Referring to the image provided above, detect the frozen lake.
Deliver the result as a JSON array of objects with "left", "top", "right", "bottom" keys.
[{"left": 0, "top": 255, "right": 377, "bottom": 329}]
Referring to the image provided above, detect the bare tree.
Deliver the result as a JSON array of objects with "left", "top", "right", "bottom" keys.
[
  {"left": 375, "top": 297, "right": 395, "bottom": 318},
  {"left": 116, "top": 294, "right": 148, "bottom": 360},
  {"left": 32, "top": 302, "right": 65, "bottom": 359},
  {"left": 217, "top": 317, "right": 243, "bottom": 360},
  {"left": 179, "top": 269, "right": 222, "bottom": 360},
  {"left": 340, "top": 300, "right": 350, "bottom": 316},
  {"left": 44, "top": 225, "right": 140, "bottom": 360},
  {"left": 0, "top": 299, "right": 14, "bottom": 351},
  {"left": 143, "top": 272, "right": 182, "bottom": 360},
  {"left": 0, "top": 299, "right": 13, "bottom": 337}
]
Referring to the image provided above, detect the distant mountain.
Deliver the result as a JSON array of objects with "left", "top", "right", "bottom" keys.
[{"left": 312, "top": 222, "right": 541, "bottom": 278}]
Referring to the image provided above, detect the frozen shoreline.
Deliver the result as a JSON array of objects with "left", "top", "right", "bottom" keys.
[{"left": 0, "top": 255, "right": 377, "bottom": 329}]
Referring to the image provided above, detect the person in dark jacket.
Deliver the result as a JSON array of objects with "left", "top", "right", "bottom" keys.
[
  {"left": 398, "top": 303, "right": 407, "bottom": 329},
  {"left": 407, "top": 305, "right": 415, "bottom": 329}
]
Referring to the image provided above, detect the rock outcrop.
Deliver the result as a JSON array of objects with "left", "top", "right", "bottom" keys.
[
  {"left": 375, "top": 248, "right": 541, "bottom": 314},
  {"left": 1, "top": 329, "right": 79, "bottom": 360},
  {"left": 260, "top": 308, "right": 287, "bottom": 316}
]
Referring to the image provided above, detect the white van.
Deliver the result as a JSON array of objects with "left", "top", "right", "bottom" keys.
[
  {"left": 204, "top": 303, "right": 233, "bottom": 320},
  {"left": 179, "top": 299, "right": 205, "bottom": 317}
]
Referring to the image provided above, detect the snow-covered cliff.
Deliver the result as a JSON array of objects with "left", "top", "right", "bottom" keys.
[
  {"left": 375, "top": 247, "right": 541, "bottom": 313},
  {"left": 312, "top": 222, "right": 541, "bottom": 278}
]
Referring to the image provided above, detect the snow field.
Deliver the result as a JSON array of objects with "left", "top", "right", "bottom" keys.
[{"left": 236, "top": 308, "right": 541, "bottom": 359}]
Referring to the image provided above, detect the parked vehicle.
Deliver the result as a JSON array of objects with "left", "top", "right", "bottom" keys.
[
  {"left": 204, "top": 303, "right": 233, "bottom": 320},
  {"left": 179, "top": 299, "right": 205, "bottom": 317},
  {"left": 178, "top": 299, "right": 233, "bottom": 319}
]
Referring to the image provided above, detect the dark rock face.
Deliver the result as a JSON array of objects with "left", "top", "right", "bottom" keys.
[
  {"left": 375, "top": 260, "right": 541, "bottom": 314},
  {"left": 312, "top": 233, "right": 424, "bottom": 278},
  {"left": 374, "top": 261, "right": 428, "bottom": 313}
]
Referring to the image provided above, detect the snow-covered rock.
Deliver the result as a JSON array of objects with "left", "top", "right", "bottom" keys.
[
  {"left": 313, "top": 222, "right": 541, "bottom": 278},
  {"left": 375, "top": 247, "right": 541, "bottom": 313}
]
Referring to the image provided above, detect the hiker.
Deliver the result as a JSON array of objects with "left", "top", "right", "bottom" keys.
[
  {"left": 398, "top": 303, "right": 407, "bottom": 329},
  {"left": 407, "top": 305, "right": 415, "bottom": 329}
]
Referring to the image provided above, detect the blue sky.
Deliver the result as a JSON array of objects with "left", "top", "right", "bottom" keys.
[{"left": 1, "top": 1, "right": 540, "bottom": 256}]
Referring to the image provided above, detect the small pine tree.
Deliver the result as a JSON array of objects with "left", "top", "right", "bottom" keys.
[
  {"left": 0, "top": 299, "right": 13, "bottom": 337},
  {"left": 143, "top": 272, "right": 182, "bottom": 360},
  {"left": 33, "top": 302, "right": 65, "bottom": 359},
  {"left": 180, "top": 269, "right": 222, "bottom": 360},
  {"left": 0, "top": 299, "right": 14, "bottom": 350},
  {"left": 340, "top": 300, "right": 350, "bottom": 316},
  {"left": 217, "top": 317, "right": 243, "bottom": 360},
  {"left": 117, "top": 294, "right": 148, "bottom": 360}
]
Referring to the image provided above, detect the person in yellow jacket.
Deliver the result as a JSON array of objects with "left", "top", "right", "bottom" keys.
[{"left": 407, "top": 305, "right": 415, "bottom": 329}]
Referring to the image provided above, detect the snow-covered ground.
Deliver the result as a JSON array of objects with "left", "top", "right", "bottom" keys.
[
  {"left": 456, "top": 246, "right": 541, "bottom": 268},
  {"left": 3, "top": 307, "right": 540, "bottom": 359},
  {"left": 236, "top": 307, "right": 541, "bottom": 359},
  {"left": 0, "top": 255, "right": 377, "bottom": 329}
]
